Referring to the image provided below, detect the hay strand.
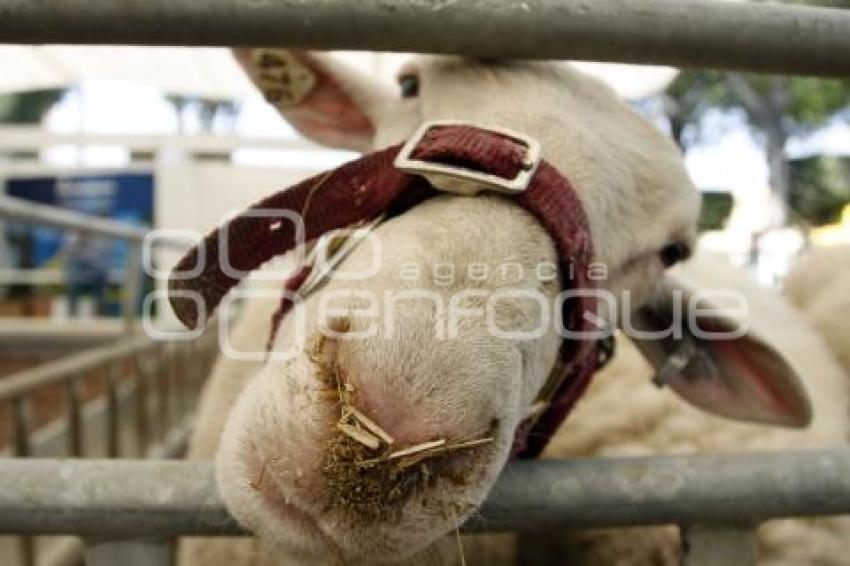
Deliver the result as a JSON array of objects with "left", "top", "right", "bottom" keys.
[
  {"left": 388, "top": 439, "right": 446, "bottom": 459},
  {"left": 347, "top": 407, "right": 395, "bottom": 445},
  {"left": 309, "top": 331, "right": 494, "bottom": 521},
  {"left": 337, "top": 422, "right": 380, "bottom": 450}
]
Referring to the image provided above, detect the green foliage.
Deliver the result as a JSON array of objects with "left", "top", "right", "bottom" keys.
[
  {"left": 789, "top": 156, "right": 850, "bottom": 226},
  {"left": 786, "top": 78, "right": 850, "bottom": 132},
  {"left": 667, "top": 72, "right": 849, "bottom": 146},
  {"left": 699, "top": 192, "right": 735, "bottom": 231},
  {"left": 665, "top": 0, "right": 850, "bottom": 221},
  {"left": 0, "top": 89, "right": 66, "bottom": 124}
]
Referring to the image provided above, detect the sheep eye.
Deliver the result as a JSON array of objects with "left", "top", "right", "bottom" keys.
[
  {"left": 398, "top": 74, "right": 420, "bottom": 99},
  {"left": 660, "top": 241, "right": 692, "bottom": 268}
]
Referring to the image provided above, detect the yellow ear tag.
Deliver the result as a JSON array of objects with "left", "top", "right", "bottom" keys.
[{"left": 250, "top": 49, "right": 317, "bottom": 108}]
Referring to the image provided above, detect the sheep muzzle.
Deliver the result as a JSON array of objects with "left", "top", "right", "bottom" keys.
[{"left": 169, "top": 123, "right": 603, "bottom": 458}]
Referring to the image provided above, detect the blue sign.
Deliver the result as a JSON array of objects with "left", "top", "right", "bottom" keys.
[{"left": 4, "top": 173, "right": 154, "bottom": 316}]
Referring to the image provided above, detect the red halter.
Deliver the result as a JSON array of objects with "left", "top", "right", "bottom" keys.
[{"left": 169, "top": 122, "right": 603, "bottom": 458}]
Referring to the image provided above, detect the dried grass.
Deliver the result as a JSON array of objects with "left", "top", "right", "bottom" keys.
[
  {"left": 309, "top": 334, "right": 494, "bottom": 522},
  {"left": 346, "top": 406, "right": 395, "bottom": 445},
  {"left": 321, "top": 434, "right": 428, "bottom": 522},
  {"left": 337, "top": 422, "right": 380, "bottom": 450}
]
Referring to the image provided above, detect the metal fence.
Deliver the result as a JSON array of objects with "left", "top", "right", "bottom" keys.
[
  {"left": 0, "top": 332, "right": 217, "bottom": 460},
  {"left": 0, "top": 0, "right": 849, "bottom": 76},
  {"left": 0, "top": 331, "right": 218, "bottom": 566},
  {"left": 0, "top": 195, "right": 186, "bottom": 334},
  {"left": 0, "top": 194, "right": 217, "bottom": 565},
  {"left": 0, "top": 1, "right": 849, "bottom": 565},
  {"left": 1, "top": 451, "right": 850, "bottom": 566}
]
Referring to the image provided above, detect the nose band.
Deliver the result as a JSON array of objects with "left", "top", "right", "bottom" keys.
[{"left": 168, "top": 122, "right": 603, "bottom": 458}]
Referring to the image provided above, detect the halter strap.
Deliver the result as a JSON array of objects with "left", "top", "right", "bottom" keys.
[{"left": 169, "top": 123, "right": 600, "bottom": 458}]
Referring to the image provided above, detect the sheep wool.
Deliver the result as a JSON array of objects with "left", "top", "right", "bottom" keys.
[
  {"left": 784, "top": 245, "right": 850, "bottom": 377},
  {"left": 783, "top": 245, "right": 850, "bottom": 311},
  {"left": 181, "top": 253, "right": 850, "bottom": 566},
  {"left": 523, "top": 253, "right": 850, "bottom": 565},
  {"left": 175, "top": 45, "right": 845, "bottom": 564}
]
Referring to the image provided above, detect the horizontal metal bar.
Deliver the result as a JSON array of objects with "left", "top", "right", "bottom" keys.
[
  {"left": 0, "top": 195, "right": 150, "bottom": 241},
  {"left": 0, "top": 126, "right": 325, "bottom": 154},
  {"left": 0, "top": 459, "right": 237, "bottom": 537},
  {"left": 0, "top": 335, "right": 154, "bottom": 401},
  {"left": 0, "top": 330, "right": 216, "bottom": 402},
  {"left": 0, "top": 195, "right": 189, "bottom": 249},
  {"left": 481, "top": 450, "right": 850, "bottom": 531},
  {"left": 0, "top": 268, "right": 64, "bottom": 286},
  {"left": 0, "top": 318, "right": 132, "bottom": 354},
  {"left": 1, "top": 450, "right": 849, "bottom": 537},
  {"left": 0, "top": 1, "right": 849, "bottom": 76},
  {"left": 0, "top": 267, "right": 146, "bottom": 287}
]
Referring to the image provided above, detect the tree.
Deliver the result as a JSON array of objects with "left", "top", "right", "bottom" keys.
[
  {"left": 0, "top": 89, "right": 65, "bottom": 125},
  {"left": 663, "top": 0, "right": 850, "bottom": 225}
]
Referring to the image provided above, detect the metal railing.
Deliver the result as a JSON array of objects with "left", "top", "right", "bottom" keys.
[
  {"left": 0, "top": 194, "right": 187, "bottom": 333},
  {"left": 0, "top": 193, "right": 214, "bottom": 565},
  {"left": 0, "top": 1, "right": 848, "bottom": 564},
  {"left": 0, "top": 450, "right": 849, "bottom": 565},
  {"left": 0, "top": 331, "right": 218, "bottom": 460},
  {"left": 0, "top": 325, "right": 218, "bottom": 566},
  {"left": 0, "top": 196, "right": 153, "bottom": 243},
  {"left": 0, "top": 127, "right": 323, "bottom": 154},
  {"left": 0, "top": 0, "right": 849, "bottom": 76},
  {"left": 0, "top": 194, "right": 202, "bottom": 462}
]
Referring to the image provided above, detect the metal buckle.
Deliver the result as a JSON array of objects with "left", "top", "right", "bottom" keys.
[{"left": 394, "top": 120, "right": 542, "bottom": 196}]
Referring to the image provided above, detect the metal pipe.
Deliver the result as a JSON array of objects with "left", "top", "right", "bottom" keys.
[
  {"left": 0, "top": 335, "right": 154, "bottom": 401},
  {"left": 9, "top": 397, "right": 35, "bottom": 566},
  {"left": 156, "top": 344, "right": 172, "bottom": 440},
  {"left": 0, "top": 195, "right": 187, "bottom": 248},
  {"left": 65, "top": 378, "right": 84, "bottom": 457},
  {"left": 10, "top": 397, "right": 32, "bottom": 457},
  {"left": 477, "top": 452, "right": 850, "bottom": 531},
  {"left": 0, "top": 126, "right": 319, "bottom": 153},
  {"left": 105, "top": 362, "right": 121, "bottom": 458},
  {"left": 0, "top": 319, "right": 131, "bottom": 353},
  {"left": 0, "top": 195, "right": 149, "bottom": 242},
  {"left": 0, "top": 460, "right": 238, "bottom": 537},
  {"left": 122, "top": 243, "right": 143, "bottom": 334},
  {"left": 133, "top": 354, "right": 151, "bottom": 455},
  {"left": 0, "top": 0, "right": 849, "bottom": 76},
  {"left": 1, "top": 450, "right": 850, "bottom": 537}
]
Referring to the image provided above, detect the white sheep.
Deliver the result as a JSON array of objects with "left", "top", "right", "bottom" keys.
[
  {"left": 177, "top": 50, "right": 825, "bottom": 565},
  {"left": 516, "top": 253, "right": 850, "bottom": 565},
  {"left": 784, "top": 245, "right": 850, "bottom": 376}
]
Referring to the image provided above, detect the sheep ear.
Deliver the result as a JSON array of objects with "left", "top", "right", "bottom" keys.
[
  {"left": 233, "top": 48, "right": 392, "bottom": 152},
  {"left": 629, "top": 276, "right": 812, "bottom": 428}
]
